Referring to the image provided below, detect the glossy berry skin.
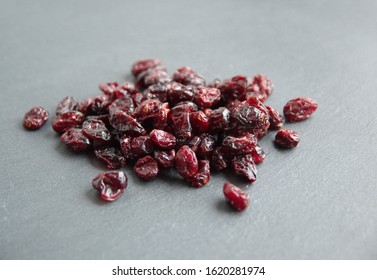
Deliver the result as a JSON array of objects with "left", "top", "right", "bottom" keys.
[
  {"left": 223, "top": 182, "right": 250, "bottom": 211},
  {"left": 154, "top": 149, "right": 176, "bottom": 168},
  {"left": 266, "top": 106, "right": 284, "bottom": 130},
  {"left": 55, "top": 96, "right": 79, "bottom": 115},
  {"left": 275, "top": 129, "right": 300, "bottom": 148},
  {"left": 134, "top": 156, "right": 159, "bottom": 181},
  {"left": 194, "top": 87, "right": 221, "bottom": 108},
  {"left": 131, "top": 59, "right": 161, "bottom": 77},
  {"left": 283, "top": 97, "right": 318, "bottom": 122},
  {"left": 196, "top": 133, "right": 216, "bottom": 159},
  {"left": 175, "top": 145, "right": 199, "bottom": 179},
  {"left": 171, "top": 112, "right": 192, "bottom": 139},
  {"left": 208, "top": 107, "right": 231, "bottom": 134},
  {"left": 109, "top": 111, "right": 145, "bottom": 135},
  {"left": 142, "top": 67, "right": 171, "bottom": 87},
  {"left": 232, "top": 154, "right": 257, "bottom": 182},
  {"left": 119, "top": 135, "right": 133, "bottom": 159},
  {"left": 82, "top": 119, "right": 111, "bottom": 143},
  {"left": 149, "top": 129, "right": 176, "bottom": 149},
  {"left": 191, "top": 160, "right": 210, "bottom": 188},
  {"left": 247, "top": 74, "right": 274, "bottom": 102},
  {"left": 251, "top": 145, "right": 265, "bottom": 164},
  {"left": 131, "top": 136, "right": 154, "bottom": 157},
  {"left": 221, "top": 135, "right": 257, "bottom": 156},
  {"left": 219, "top": 75, "right": 248, "bottom": 101},
  {"left": 189, "top": 111, "right": 209, "bottom": 134},
  {"left": 94, "top": 147, "right": 126, "bottom": 169},
  {"left": 23, "top": 106, "right": 49, "bottom": 130},
  {"left": 92, "top": 171, "right": 127, "bottom": 202},
  {"left": 167, "top": 82, "right": 196, "bottom": 105},
  {"left": 108, "top": 96, "right": 135, "bottom": 117},
  {"left": 61, "top": 128, "right": 91, "bottom": 152},
  {"left": 211, "top": 147, "right": 228, "bottom": 171},
  {"left": 98, "top": 81, "right": 119, "bottom": 97},
  {"left": 172, "top": 66, "right": 206, "bottom": 87},
  {"left": 52, "top": 111, "right": 85, "bottom": 134}
]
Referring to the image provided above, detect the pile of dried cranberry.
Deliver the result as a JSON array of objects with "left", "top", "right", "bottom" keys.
[{"left": 23, "top": 59, "right": 318, "bottom": 211}]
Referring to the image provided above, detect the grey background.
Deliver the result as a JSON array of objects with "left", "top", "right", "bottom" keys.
[{"left": 0, "top": 0, "right": 376, "bottom": 260}]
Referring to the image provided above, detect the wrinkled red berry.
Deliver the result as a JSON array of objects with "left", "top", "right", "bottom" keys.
[
  {"left": 194, "top": 87, "right": 221, "bottom": 108},
  {"left": 283, "top": 97, "right": 318, "bottom": 122},
  {"left": 251, "top": 145, "right": 265, "bottom": 164},
  {"left": 171, "top": 112, "right": 192, "bottom": 139},
  {"left": 56, "top": 96, "right": 79, "bottom": 115},
  {"left": 153, "top": 149, "right": 175, "bottom": 168},
  {"left": 132, "top": 59, "right": 161, "bottom": 77},
  {"left": 52, "top": 111, "right": 85, "bottom": 134},
  {"left": 197, "top": 133, "right": 216, "bottom": 159},
  {"left": 232, "top": 154, "right": 257, "bottom": 182},
  {"left": 247, "top": 74, "right": 273, "bottom": 102},
  {"left": 189, "top": 111, "right": 209, "bottom": 134},
  {"left": 221, "top": 135, "right": 257, "bottom": 156},
  {"left": 266, "top": 106, "right": 284, "bottom": 130},
  {"left": 99, "top": 82, "right": 119, "bottom": 97},
  {"left": 23, "top": 106, "right": 49, "bottom": 130},
  {"left": 172, "top": 66, "right": 206, "bottom": 87},
  {"left": 134, "top": 156, "right": 159, "bottom": 181},
  {"left": 275, "top": 129, "right": 300, "bottom": 148},
  {"left": 211, "top": 147, "right": 228, "bottom": 171},
  {"left": 119, "top": 135, "right": 133, "bottom": 159},
  {"left": 208, "top": 107, "right": 230, "bottom": 133},
  {"left": 191, "top": 160, "right": 210, "bottom": 188},
  {"left": 223, "top": 182, "right": 250, "bottom": 211},
  {"left": 94, "top": 147, "right": 126, "bottom": 169},
  {"left": 131, "top": 136, "right": 154, "bottom": 157},
  {"left": 109, "top": 111, "right": 145, "bottom": 135},
  {"left": 92, "top": 171, "right": 127, "bottom": 202},
  {"left": 90, "top": 95, "right": 111, "bottom": 115},
  {"left": 167, "top": 82, "right": 196, "bottom": 105},
  {"left": 175, "top": 145, "right": 199, "bottom": 179},
  {"left": 61, "top": 128, "right": 91, "bottom": 152},
  {"left": 219, "top": 75, "right": 248, "bottom": 101},
  {"left": 108, "top": 96, "right": 135, "bottom": 117},
  {"left": 142, "top": 67, "right": 171, "bottom": 87},
  {"left": 150, "top": 129, "right": 176, "bottom": 149},
  {"left": 82, "top": 119, "right": 111, "bottom": 143}
]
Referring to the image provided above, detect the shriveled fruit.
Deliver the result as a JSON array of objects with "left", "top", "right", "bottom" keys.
[
  {"left": 94, "top": 147, "right": 126, "bottom": 169},
  {"left": 191, "top": 160, "right": 210, "bottom": 188},
  {"left": 92, "top": 171, "right": 127, "bottom": 202},
  {"left": 61, "top": 127, "right": 91, "bottom": 152},
  {"left": 266, "top": 106, "right": 284, "bottom": 130},
  {"left": 134, "top": 156, "right": 159, "bottom": 181},
  {"left": 223, "top": 182, "right": 250, "bottom": 211},
  {"left": 149, "top": 129, "right": 176, "bottom": 149},
  {"left": 283, "top": 97, "right": 318, "bottom": 122},
  {"left": 82, "top": 119, "right": 111, "bottom": 143},
  {"left": 251, "top": 145, "right": 265, "bottom": 164},
  {"left": 208, "top": 107, "right": 230, "bottom": 133},
  {"left": 131, "top": 136, "right": 154, "bottom": 157},
  {"left": 247, "top": 74, "right": 274, "bottom": 102},
  {"left": 189, "top": 111, "right": 209, "bottom": 134},
  {"left": 109, "top": 111, "right": 145, "bottom": 135},
  {"left": 132, "top": 59, "right": 161, "bottom": 77},
  {"left": 275, "top": 129, "right": 300, "bottom": 148},
  {"left": 153, "top": 149, "right": 175, "bottom": 168},
  {"left": 231, "top": 154, "right": 257, "bottom": 182},
  {"left": 221, "top": 135, "right": 257, "bottom": 155},
  {"left": 23, "top": 106, "right": 49, "bottom": 130},
  {"left": 175, "top": 145, "right": 199, "bottom": 179},
  {"left": 52, "top": 111, "right": 85, "bottom": 134},
  {"left": 55, "top": 96, "right": 79, "bottom": 115},
  {"left": 172, "top": 66, "right": 206, "bottom": 87}
]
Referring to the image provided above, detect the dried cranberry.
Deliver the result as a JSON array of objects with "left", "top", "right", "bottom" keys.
[
  {"left": 208, "top": 107, "right": 230, "bottom": 134},
  {"left": 23, "top": 106, "right": 49, "bottom": 130},
  {"left": 219, "top": 75, "right": 248, "bottom": 100},
  {"left": 266, "top": 106, "right": 284, "bottom": 130},
  {"left": 231, "top": 154, "right": 257, "bottom": 182},
  {"left": 55, "top": 96, "right": 79, "bottom": 115},
  {"left": 99, "top": 82, "right": 119, "bottom": 97},
  {"left": 175, "top": 145, "right": 199, "bottom": 179},
  {"left": 221, "top": 135, "right": 257, "bottom": 156},
  {"left": 92, "top": 171, "right": 127, "bottom": 202},
  {"left": 197, "top": 133, "right": 216, "bottom": 159},
  {"left": 90, "top": 95, "right": 111, "bottom": 115},
  {"left": 211, "top": 147, "right": 228, "bottom": 171},
  {"left": 144, "top": 83, "right": 169, "bottom": 102},
  {"left": 130, "top": 136, "right": 154, "bottom": 157},
  {"left": 52, "top": 111, "right": 85, "bottom": 134},
  {"left": 191, "top": 160, "right": 210, "bottom": 188},
  {"left": 186, "top": 136, "right": 201, "bottom": 153},
  {"left": 194, "top": 87, "right": 221, "bottom": 108},
  {"left": 149, "top": 129, "right": 176, "bottom": 149},
  {"left": 134, "top": 156, "right": 159, "bottom": 181},
  {"left": 284, "top": 97, "right": 318, "bottom": 122},
  {"left": 251, "top": 145, "right": 265, "bottom": 164},
  {"left": 94, "top": 147, "right": 126, "bottom": 169},
  {"left": 189, "top": 111, "right": 209, "bottom": 134},
  {"left": 223, "top": 182, "right": 249, "bottom": 211},
  {"left": 153, "top": 149, "right": 175, "bottom": 168},
  {"left": 142, "top": 67, "right": 171, "bottom": 87},
  {"left": 108, "top": 96, "right": 135, "bottom": 117},
  {"left": 246, "top": 74, "right": 273, "bottom": 102},
  {"left": 61, "top": 128, "right": 91, "bottom": 152},
  {"left": 133, "top": 99, "right": 161, "bottom": 123},
  {"left": 109, "top": 111, "right": 145, "bottom": 135},
  {"left": 167, "top": 82, "right": 196, "bottom": 105},
  {"left": 172, "top": 66, "right": 206, "bottom": 87},
  {"left": 275, "top": 129, "right": 300, "bottom": 148},
  {"left": 132, "top": 59, "right": 161, "bottom": 77},
  {"left": 152, "top": 102, "right": 170, "bottom": 129},
  {"left": 78, "top": 96, "right": 95, "bottom": 116},
  {"left": 82, "top": 119, "right": 111, "bottom": 142},
  {"left": 171, "top": 112, "right": 192, "bottom": 139},
  {"left": 119, "top": 135, "right": 133, "bottom": 159}
]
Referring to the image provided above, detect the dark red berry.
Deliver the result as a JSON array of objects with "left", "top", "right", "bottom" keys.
[
  {"left": 275, "top": 129, "right": 300, "bottom": 148},
  {"left": 82, "top": 119, "right": 111, "bottom": 143},
  {"left": 52, "top": 111, "right": 85, "bottom": 134},
  {"left": 132, "top": 59, "right": 161, "bottom": 77},
  {"left": 191, "top": 160, "right": 210, "bottom": 188},
  {"left": 172, "top": 66, "right": 206, "bottom": 87},
  {"left": 94, "top": 147, "right": 126, "bottom": 169},
  {"left": 231, "top": 154, "right": 257, "bottom": 182},
  {"left": 108, "top": 96, "right": 135, "bottom": 117},
  {"left": 23, "top": 106, "right": 49, "bottom": 130},
  {"left": 78, "top": 96, "right": 95, "bottom": 116},
  {"left": 194, "top": 87, "right": 221, "bottom": 108},
  {"left": 189, "top": 111, "right": 209, "bottom": 134},
  {"left": 167, "top": 82, "right": 196, "bottom": 105},
  {"left": 186, "top": 136, "right": 201, "bottom": 153},
  {"left": 92, "top": 171, "right": 127, "bottom": 202},
  {"left": 130, "top": 136, "right": 154, "bottom": 157},
  {"left": 109, "top": 111, "right": 145, "bottom": 135},
  {"left": 197, "top": 133, "right": 216, "bottom": 159},
  {"left": 90, "top": 95, "right": 111, "bottom": 115},
  {"left": 266, "top": 106, "right": 284, "bottom": 130},
  {"left": 219, "top": 75, "right": 248, "bottom": 101},
  {"left": 247, "top": 74, "right": 273, "bottom": 102},
  {"left": 211, "top": 147, "right": 228, "bottom": 171},
  {"left": 171, "top": 112, "right": 192, "bottom": 139},
  {"left": 149, "top": 129, "right": 176, "bottom": 149},
  {"left": 250, "top": 145, "right": 265, "bottom": 164},
  {"left": 119, "top": 135, "right": 133, "bottom": 159},
  {"left": 223, "top": 182, "right": 250, "bottom": 211},
  {"left": 134, "top": 156, "right": 159, "bottom": 181},
  {"left": 153, "top": 149, "right": 175, "bottom": 168},
  {"left": 61, "top": 128, "right": 91, "bottom": 152},
  {"left": 221, "top": 135, "right": 258, "bottom": 156},
  {"left": 55, "top": 96, "right": 79, "bottom": 115},
  {"left": 99, "top": 82, "right": 119, "bottom": 97},
  {"left": 208, "top": 107, "right": 230, "bottom": 134},
  {"left": 283, "top": 97, "right": 318, "bottom": 122},
  {"left": 133, "top": 99, "right": 161, "bottom": 123},
  {"left": 144, "top": 83, "right": 169, "bottom": 102},
  {"left": 175, "top": 145, "right": 199, "bottom": 179},
  {"left": 142, "top": 67, "right": 171, "bottom": 87}
]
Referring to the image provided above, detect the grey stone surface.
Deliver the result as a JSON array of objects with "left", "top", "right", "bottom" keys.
[{"left": 0, "top": 0, "right": 376, "bottom": 259}]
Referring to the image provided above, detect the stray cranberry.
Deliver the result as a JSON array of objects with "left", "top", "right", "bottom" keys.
[
  {"left": 134, "top": 156, "right": 159, "bottom": 181},
  {"left": 266, "top": 106, "right": 284, "bottom": 130},
  {"left": 82, "top": 119, "right": 111, "bottom": 143},
  {"left": 150, "top": 129, "right": 176, "bottom": 149},
  {"left": 172, "top": 66, "right": 206, "bottom": 87},
  {"left": 94, "top": 147, "right": 126, "bottom": 169},
  {"left": 61, "top": 128, "right": 91, "bottom": 152},
  {"left": 153, "top": 149, "right": 175, "bottom": 168},
  {"left": 109, "top": 111, "right": 145, "bottom": 135},
  {"left": 283, "top": 97, "right": 318, "bottom": 122},
  {"left": 132, "top": 59, "right": 161, "bottom": 77},
  {"left": 23, "top": 106, "right": 49, "bottom": 130},
  {"left": 55, "top": 96, "right": 79, "bottom": 115},
  {"left": 131, "top": 136, "right": 154, "bottom": 157},
  {"left": 92, "top": 171, "right": 127, "bottom": 202},
  {"left": 231, "top": 154, "right": 257, "bottom": 182},
  {"left": 175, "top": 145, "right": 199, "bottom": 179},
  {"left": 191, "top": 160, "right": 210, "bottom": 188},
  {"left": 52, "top": 111, "right": 85, "bottom": 134},
  {"left": 223, "top": 182, "right": 250, "bottom": 211},
  {"left": 194, "top": 87, "right": 221, "bottom": 108},
  {"left": 275, "top": 129, "right": 300, "bottom": 148}
]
